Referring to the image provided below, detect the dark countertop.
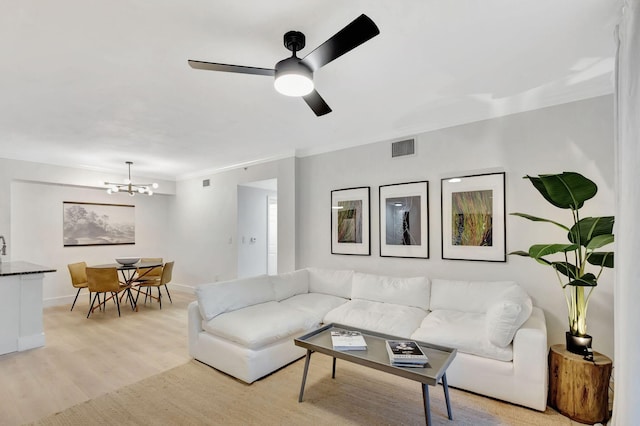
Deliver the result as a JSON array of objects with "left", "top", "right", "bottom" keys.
[{"left": 0, "top": 261, "right": 57, "bottom": 277}]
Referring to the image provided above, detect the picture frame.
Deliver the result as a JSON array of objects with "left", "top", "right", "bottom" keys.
[
  {"left": 331, "top": 187, "right": 370, "bottom": 255},
  {"left": 63, "top": 201, "right": 135, "bottom": 246},
  {"left": 441, "top": 172, "right": 506, "bottom": 262},
  {"left": 379, "top": 181, "right": 429, "bottom": 258}
]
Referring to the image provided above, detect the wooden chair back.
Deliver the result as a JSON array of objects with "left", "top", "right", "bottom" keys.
[
  {"left": 86, "top": 267, "right": 121, "bottom": 293},
  {"left": 68, "top": 262, "right": 88, "bottom": 288},
  {"left": 138, "top": 257, "right": 163, "bottom": 278},
  {"left": 160, "top": 261, "right": 174, "bottom": 286}
]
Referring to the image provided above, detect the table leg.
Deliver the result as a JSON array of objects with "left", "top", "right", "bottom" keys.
[
  {"left": 298, "top": 350, "right": 313, "bottom": 403},
  {"left": 422, "top": 383, "right": 431, "bottom": 426},
  {"left": 332, "top": 357, "right": 336, "bottom": 379},
  {"left": 442, "top": 373, "right": 453, "bottom": 420}
]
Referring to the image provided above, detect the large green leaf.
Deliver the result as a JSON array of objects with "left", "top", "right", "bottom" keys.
[
  {"left": 568, "top": 216, "right": 615, "bottom": 246},
  {"left": 529, "top": 243, "right": 579, "bottom": 259},
  {"left": 508, "top": 250, "right": 531, "bottom": 257},
  {"left": 586, "top": 234, "right": 614, "bottom": 250},
  {"left": 587, "top": 251, "right": 615, "bottom": 268},
  {"left": 524, "top": 172, "right": 597, "bottom": 210},
  {"left": 510, "top": 212, "right": 570, "bottom": 231},
  {"left": 568, "top": 273, "right": 598, "bottom": 287},
  {"left": 552, "top": 261, "right": 578, "bottom": 279}
]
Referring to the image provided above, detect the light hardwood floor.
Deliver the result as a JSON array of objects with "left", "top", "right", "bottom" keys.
[{"left": 0, "top": 289, "right": 196, "bottom": 426}]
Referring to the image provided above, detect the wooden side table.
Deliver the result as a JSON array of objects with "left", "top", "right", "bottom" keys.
[{"left": 548, "top": 344, "right": 612, "bottom": 424}]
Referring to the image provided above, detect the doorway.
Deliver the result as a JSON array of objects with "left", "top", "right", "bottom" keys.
[{"left": 237, "top": 179, "right": 277, "bottom": 278}]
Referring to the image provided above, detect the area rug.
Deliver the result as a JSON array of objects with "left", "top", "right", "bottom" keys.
[{"left": 32, "top": 356, "right": 572, "bottom": 425}]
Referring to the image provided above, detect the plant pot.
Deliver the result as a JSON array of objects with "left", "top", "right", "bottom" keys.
[{"left": 566, "top": 331, "right": 592, "bottom": 355}]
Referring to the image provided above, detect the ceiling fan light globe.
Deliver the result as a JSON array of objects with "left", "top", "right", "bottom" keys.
[
  {"left": 274, "top": 57, "right": 314, "bottom": 97},
  {"left": 274, "top": 74, "right": 314, "bottom": 97}
]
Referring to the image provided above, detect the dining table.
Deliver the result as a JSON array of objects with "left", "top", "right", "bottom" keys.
[{"left": 89, "top": 260, "right": 164, "bottom": 312}]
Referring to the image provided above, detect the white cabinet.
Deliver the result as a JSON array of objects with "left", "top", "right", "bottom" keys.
[{"left": 0, "top": 262, "right": 53, "bottom": 355}]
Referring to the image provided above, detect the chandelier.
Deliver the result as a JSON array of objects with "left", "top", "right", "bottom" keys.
[{"left": 104, "top": 161, "right": 158, "bottom": 196}]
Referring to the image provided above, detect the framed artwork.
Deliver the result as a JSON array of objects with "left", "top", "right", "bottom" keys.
[
  {"left": 379, "top": 181, "right": 429, "bottom": 258},
  {"left": 331, "top": 187, "right": 370, "bottom": 255},
  {"left": 441, "top": 172, "right": 506, "bottom": 262},
  {"left": 63, "top": 202, "right": 135, "bottom": 246}
]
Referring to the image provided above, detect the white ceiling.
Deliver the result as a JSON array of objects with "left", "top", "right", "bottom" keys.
[{"left": 1, "top": 1, "right": 621, "bottom": 181}]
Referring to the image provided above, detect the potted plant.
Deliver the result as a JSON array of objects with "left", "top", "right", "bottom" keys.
[{"left": 510, "top": 172, "right": 614, "bottom": 354}]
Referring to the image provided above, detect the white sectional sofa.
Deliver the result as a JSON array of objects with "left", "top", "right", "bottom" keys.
[{"left": 188, "top": 267, "right": 548, "bottom": 411}]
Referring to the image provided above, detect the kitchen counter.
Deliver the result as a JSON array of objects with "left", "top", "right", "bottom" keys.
[
  {"left": 0, "top": 261, "right": 56, "bottom": 355},
  {"left": 0, "top": 261, "right": 56, "bottom": 276}
]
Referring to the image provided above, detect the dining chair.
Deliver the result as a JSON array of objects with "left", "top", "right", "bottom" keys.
[
  {"left": 67, "top": 262, "right": 90, "bottom": 311},
  {"left": 135, "top": 261, "right": 174, "bottom": 309},
  {"left": 135, "top": 258, "right": 172, "bottom": 304},
  {"left": 86, "top": 267, "right": 133, "bottom": 318}
]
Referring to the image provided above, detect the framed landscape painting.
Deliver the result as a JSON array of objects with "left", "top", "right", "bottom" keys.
[
  {"left": 379, "top": 181, "right": 429, "bottom": 258},
  {"left": 441, "top": 172, "right": 506, "bottom": 261},
  {"left": 63, "top": 202, "right": 135, "bottom": 246},
  {"left": 331, "top": 187, "right": 370, "bottom": 255}
]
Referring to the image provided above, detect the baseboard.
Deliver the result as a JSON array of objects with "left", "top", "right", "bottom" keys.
[{"left": 18, "top": 332, "right": 45, "bottom": 351}]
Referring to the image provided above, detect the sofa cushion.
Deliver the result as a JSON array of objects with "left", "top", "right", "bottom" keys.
[
  {"left": 307, "top": 267, "right": 353, "bottom": 298},
  {"left": 485, "top": 285, "right": 533, "bottom": 347},
  {"left": 352, "top": 272, "right": 430, "bottom": 310},
  {"left": 196, "top": 275, "right": 275, "bottom": 321},
  {"left": 270, "top": 269, "right": 309, "bottom": 301},
  {"left": 280, "top": 293, "right": 348, "bottom": 323},
  {"left": 202, "top": 301, "right": 319, "bottom": 350},
  {"left": 411, "top": 310, "right": 513, "bottom": 361},
  {"left": 323, "top": 299, "right": 428, "bottom": 338},
  {"left": 430, "top": 279, "right": 521, "bottom": 313}
]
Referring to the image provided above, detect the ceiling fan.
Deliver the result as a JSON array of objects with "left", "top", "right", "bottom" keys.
[{"left": 188, "top": 14, "right": 380, "bottom": 117}]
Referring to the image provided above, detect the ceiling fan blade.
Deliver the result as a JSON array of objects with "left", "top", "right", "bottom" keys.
[
  {"left": 188, "top": 60, "right": 275, "bottom": 76},
  {"left": 302, "top": 90, "right": 332, "bottom": 116},
  {"left": 301, "top": 14, "right": 380, "bottom": 72}
]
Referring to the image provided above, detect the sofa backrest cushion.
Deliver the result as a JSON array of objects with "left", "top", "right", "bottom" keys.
[
  {"left": 485, "top": 285, "right": 533, "bottom": 347},
  {"left": 430, "top": 279, "right": 519, "bottom": 313},
  {"left": 196, "top": 275, "right": 275, "bottom": 321},
  {"left": 351, "top": 272, "right": 430, "bottom": 310},
  {"left": 429, "top": 278, "right": 533, "bottom": 348},
  {"left": 270, "top": 269, "right": 309, "bottom": 301},
  {"left": 307, "top": 267, "right": 353, "bottom": 299}
]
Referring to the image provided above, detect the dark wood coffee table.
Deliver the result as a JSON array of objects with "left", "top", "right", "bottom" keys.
[{"left": 295, "top": 323, "right": 457, "bottom": 425}]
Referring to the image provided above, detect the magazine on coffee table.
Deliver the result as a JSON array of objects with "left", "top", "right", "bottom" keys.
[
  {"left": 385, "top": 340, "right": 429, "bottom": 367},
  {"left": 330, "top": 330, "right": 368, "bottom": 351}
]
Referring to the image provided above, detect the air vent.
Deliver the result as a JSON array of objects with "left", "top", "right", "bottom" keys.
[
  {"left": 202, "top": 179, "right": 210, "bottom": 187},
  {"left": 391, "top": 139, "right": 415, "bottom": 158}
]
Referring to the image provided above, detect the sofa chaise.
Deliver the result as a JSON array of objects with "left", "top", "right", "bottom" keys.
[{"left": 188, "top": 267, "right": 548, "bottom": 411}]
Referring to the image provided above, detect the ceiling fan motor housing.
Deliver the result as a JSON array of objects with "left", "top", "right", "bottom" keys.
[{"left": 283, "top": 31, "right": 305, "bottom": 53}]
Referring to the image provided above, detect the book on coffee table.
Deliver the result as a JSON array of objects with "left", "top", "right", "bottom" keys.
[
  {"left": 385, "top": 340, "right": 429, "bottom": 367},
  {"left": 330, "top": 330, "right": 368, "bottom": 351}
]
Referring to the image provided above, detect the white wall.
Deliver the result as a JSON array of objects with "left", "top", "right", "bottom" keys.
[
  {"left": 237, "top": 185, "right": 276, "bottom": 278},
  {"left": 296, "top": 95, "right": 615, "bottom": 358},
  {"left": 10, "top": 180, "right": 173, "bottom": 305},
  {"left": 172, "top": 157, "right": 295, "bottom": 286}
]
